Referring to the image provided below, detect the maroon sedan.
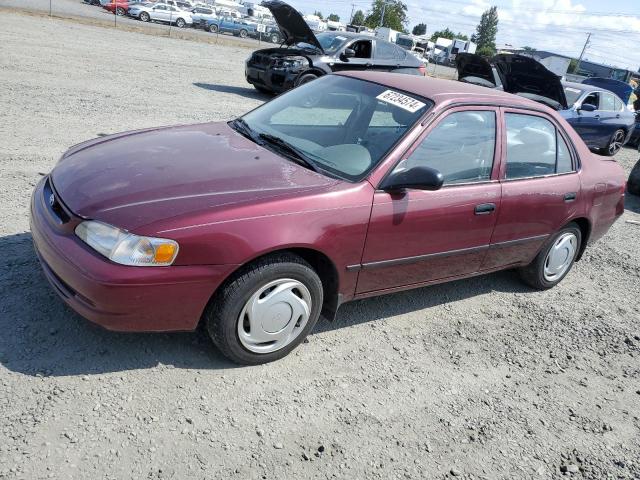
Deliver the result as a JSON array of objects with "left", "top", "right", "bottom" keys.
[{"left": 31, "top": 72, "right": 625, "bottom": 364}]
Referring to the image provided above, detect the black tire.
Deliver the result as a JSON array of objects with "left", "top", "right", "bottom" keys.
[
  {"left": 601, "top": 129, "right": 626, "bottom": 156},
  {"left": 295, "top": 72, "right": 318, "bottom": 87},
  {"left": 140, "top": 11, "right": 150, "bottom": 22},
  {"left": 208, "top": 23, "right": 218, "bottom": 33},
  {"left": 270, "top": 32, "right": 280, "bottom": 44},
  {"left": 175, "top": 17, "right": 186, "bottom": 28},
  {"left": 239, "top": 29, "right": 248, "bottom": 38},
  {"left": 628, "top": 159, "right": 640, "bottom": 196},
  {"left": 115, "top": 6, "right": 125, "bottom": 15},
  {"left": 518, "top": 223, "right": 582, "bottom": 290},
  {"left": 205, "top": 253, "right": 323, "bottom": 365}
]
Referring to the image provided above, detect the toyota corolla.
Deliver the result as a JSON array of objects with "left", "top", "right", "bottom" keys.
[{"left": 31, "top": 72, "right": 625, "bottom": 365}]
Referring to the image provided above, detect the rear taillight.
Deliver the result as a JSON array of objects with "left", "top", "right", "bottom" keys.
[{"left": 418, "top": 65, "right": 427, "bottom": 76}]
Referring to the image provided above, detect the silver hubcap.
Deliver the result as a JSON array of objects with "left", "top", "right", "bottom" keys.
[
  {"left": 609, "top": 130, "right": 624, "bottom": 155},
  {"left": 544, "top": 232, "right": 578, "bottom": 282},
  {"left": 237, "top": 279, "right": 311, "bottom": 354}
]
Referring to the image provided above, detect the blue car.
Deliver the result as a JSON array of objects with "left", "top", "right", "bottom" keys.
[
  {"left": 560, "top": 80, "right": 635, "bottom": 156},
  {"left": 205, "top": 16, "right": 256, "bottom": 38},
  {"left": 456, "top": 54, "right": 636, "bottom": 156}
]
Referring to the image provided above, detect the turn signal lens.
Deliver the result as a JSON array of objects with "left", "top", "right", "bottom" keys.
[{"left": 154, "top": 243, "right": 178, "bottom": 264}]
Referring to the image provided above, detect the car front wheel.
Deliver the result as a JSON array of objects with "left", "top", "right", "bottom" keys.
[
  {"left": 175, "top": 17, "right": 186, "bottom": 28},
  {"left": 295, "top": 72, "right": 318, "bottom": 87},
  {"left": 208, "top": 23, "right": 218, "bottom": 33},
  {"left": 239, "top": 29, "right": 248, "bottom": 38},
  {"left": 116, "top": 6, "right": 125, "bottom": 15},
  {"left": 270, "top": 33, "right": 280, "bottom": 44},
  {"left": 205, "top": 253, "right": 323, "bottom": 365},
  {"left": 140, "top": 11, "right": 150, "bottom": 22},
  {"left": 518, "top": 223, "right": 582, "bottom": 290},
  {"left": 603, "top": 129, "right": 626, "bottom": 156}
]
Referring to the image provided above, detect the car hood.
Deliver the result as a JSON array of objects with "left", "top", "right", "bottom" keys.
[
  {"left": 262, "top": 0, "right": 323, "bottom": 52},
  {"left": 494, "top": 54, "right": 568, "bottom": 109},
  {"left": 51, "top": 122, "right": 336, "bottom": 231},
  {"left": 582, "top": 77, "right": 633, "bottom": 104},
  {"left": 455, "top": 53, "right": 496, "bottom": 87}
]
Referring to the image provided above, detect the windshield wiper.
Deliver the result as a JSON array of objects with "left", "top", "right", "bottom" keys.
[
  {"left": 230, "top": 118, "right": 262, "bottom": 144},
  {"left": 258, "top": 133, "right": 320, "bottom": 173}
]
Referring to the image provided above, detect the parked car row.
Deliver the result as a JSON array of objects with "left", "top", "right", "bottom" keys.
[
  {"left": 455, "top": 53, "right": 637, "bottom": 156},
  {"left": 84, "top": 0, "right": 284, "bottom": 42}
]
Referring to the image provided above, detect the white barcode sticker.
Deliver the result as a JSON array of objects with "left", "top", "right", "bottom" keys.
[{"left": 376, "top": 90, "right": 426, "bottom": 113}]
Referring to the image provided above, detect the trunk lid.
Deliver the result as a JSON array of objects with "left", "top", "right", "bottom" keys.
[
  {"left": 494, "top": 54, "right": 568, "bottom": 109},
  {"left": 582, "top": 77, "right": 633, "bottom": 104}
]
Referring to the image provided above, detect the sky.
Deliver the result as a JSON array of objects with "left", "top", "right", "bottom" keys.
[{"left": 284, "top": 0, "right": 640, "bottom": 72}]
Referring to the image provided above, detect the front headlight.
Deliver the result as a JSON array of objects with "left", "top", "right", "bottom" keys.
[
  {"left": 75, "top": 221, "right": 179, "bottom": 267},
  {"left": 274, "top": 56, "right": 307, "bottom": 70}
]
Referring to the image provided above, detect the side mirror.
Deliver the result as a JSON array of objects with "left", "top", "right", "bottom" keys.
[
  {"left": 341, "top": 48, "right": 356, "bottom": 61},
  {"left": 578, "top": 103, "right": 597, "bottom": 112},
  {"left": 381, "top": 166, "right": 444, "bottom": 192}
]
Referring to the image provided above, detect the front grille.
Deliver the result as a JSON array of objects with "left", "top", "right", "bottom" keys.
[
  {"left": 251, "top": 53, "right": 272, "bottom": 68},
  {"left": 43, "top": 178, "right": 70, "bottom": 224}
]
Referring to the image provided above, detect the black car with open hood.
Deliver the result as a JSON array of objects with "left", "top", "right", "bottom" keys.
[
  {"left": 455, "top": 53, "right": 502, "bottom": 89},
  {"left": 245, "top": 0, "right": 425, "bottom": 94}
]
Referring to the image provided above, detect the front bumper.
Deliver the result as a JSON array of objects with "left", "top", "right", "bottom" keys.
[
  {"left": 245, "top": 61, "right": 299, "bottom": 94},
  {"left": 30, "top": 176, "right": 236, "bottom": 332}
]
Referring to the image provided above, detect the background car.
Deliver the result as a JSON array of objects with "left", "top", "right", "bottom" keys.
[
  {"left": 245, "top": 0, "right": 425, "bottom": 94},
  {"left": 629, "top": 157, "right": 640, "bottom": 195},
  {"left": 190, "top": 5, "right": 217, "bottom": 28},
  {"left": 628, "top": 112, "right": 640, "bottom": 147},
  {"left": 205, "top": 16, "right": 256, "bottom": 38},
  {"left": 456, "top": 53, "right": 635, "bottom": 156},
  {"left": 129, "top": 2, "right": 193, "bottom": 27},
  {"left": 102, "top": 0, "right": 144, "bottom": 16},
  {"left": 560, "top": 81, "right": 635, "bottom": 156}
]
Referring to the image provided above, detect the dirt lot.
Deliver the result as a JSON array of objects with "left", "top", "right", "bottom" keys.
[{"left": 1, "top": 11, "right": 639, "bottom": 480}]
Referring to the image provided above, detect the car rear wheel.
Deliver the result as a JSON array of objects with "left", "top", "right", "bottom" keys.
[
  {"left": 628, "top": 158, "right": 640, "bottom": 196},
  {"left": 204, "top": 253, "right": 323, "bottom": 365},
  {"left": 140, "top": 11, "right": 150, "bottom": 22},
  {"left": 270, "top": 32, "right": 280, "bottom": 44},
  {"left": 518, "top": 223, "right": 581, "bottom": 290},
  {"left": 295, "top": 72, "right": 318, "bottom": 87},
  {"left": 603, "top": 129, "right": 625, "bottom": 156},
  {"left": 239, "top": 29, "right": 248, "bottom": 38},
  {"left": 115, "top": 6, "right": 125, "bottom": 15},
  {"left": 208, "top": 23, "right": 218, "bottom": 33},
  {"left": 175, "top": 17, "right": 186, "bottom": 28}
]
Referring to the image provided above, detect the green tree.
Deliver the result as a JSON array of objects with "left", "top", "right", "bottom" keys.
[
  {"left": 313, "top": 10, "right": 324, "bottom": 19},
  {"left": 327, "top": 13, "right": 340, "bottom": 22},
  {"left": 430, "top": 27, "right": 454, "bottom": 42},
  {"left": 475, "top": 46, "right": 495, "bottom": 57},
  {"left": 567, "top": 58, "right": 579, "bottom": 74},
  {"left": 364, "top": 0, "right": 408, "bottom": 31},
  {"left": 351, "top": 9, "right": 365, "bottom": 25},
  {"left": 471, "top": 6, "right": 499, "bottom": 56},
  {"left": 412, "top": 22, "right": 426, "bottom": 36},
  {"left": 522, "top": 46, "right": 535, "bottom": 52}
]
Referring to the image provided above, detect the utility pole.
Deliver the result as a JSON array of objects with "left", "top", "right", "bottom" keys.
[
  {"left": 575, "top": 32, "right": 591, "bottom": 74},
  {"left": 349, "top": 3, "right": 355, "bottom": 24},
  {"left": 379, "top": 1, "right": 388, "bottom": 28}
]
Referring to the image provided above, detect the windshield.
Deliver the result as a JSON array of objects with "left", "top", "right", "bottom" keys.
[
  {"left": 564, "top": 86, "right": 584, "bottom": 107},
  {"left": 239, "top": 76, "right": 432, "bottom": 181},
  {"left": 296, "top": 33, "right": 349, "bottom": 53}
]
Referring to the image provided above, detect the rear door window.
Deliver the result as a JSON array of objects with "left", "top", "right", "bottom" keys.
[
  {"left": 614, "top": 96, "right": 624, "bottom": 111},
  {"left": 601, "top": 92, "right": 616, "bottom": 112},
  {"left": 505, "top": 113, "right": 575, "bottom": 179}
]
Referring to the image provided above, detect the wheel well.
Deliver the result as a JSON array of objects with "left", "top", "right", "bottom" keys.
[
  {"left": 570, "top": 217, "right": 591, "bottom": 261},
  {"left": 202, "top": 248, "right": 340, "bottom": 328}
]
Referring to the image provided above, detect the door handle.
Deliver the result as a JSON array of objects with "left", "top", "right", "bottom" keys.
[
  {"left": 475, "top": 203, "right": 496, "bottom": 215},
  {"left": 594, "top": 115, "right": 600, "bottom": 119},
  {"left": 616, "top": 114, "right": 621, "bottom": 118},
  {"left": 564, "top": 192, "right": 577, "bottom": 202}
]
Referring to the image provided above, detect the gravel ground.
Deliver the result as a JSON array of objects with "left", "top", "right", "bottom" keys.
[{"left": 1, "top": 11, "right": 640, "bottom": 480}]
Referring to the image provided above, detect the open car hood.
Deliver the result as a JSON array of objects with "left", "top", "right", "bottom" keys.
[
  {"left": 494, "top": 54, "right": 568, "bottom": 109},
  {"left": 582, "top": 77, "right": 633, "bottom": 104},
  {"left": 262, "top": 0, "right": 323, "bottom": 52},
  {"left": 456, "top": 53, "right": 496, "bottom": 88}
]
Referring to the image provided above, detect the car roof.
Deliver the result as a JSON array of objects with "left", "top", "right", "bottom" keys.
[
  {"left": 320, "top": 31, "right": 373, "bottom": 41},
  {"left": 337, "top": 71, "right": 558, "bottom": 112}
]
